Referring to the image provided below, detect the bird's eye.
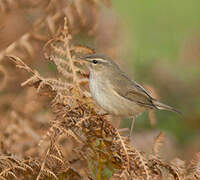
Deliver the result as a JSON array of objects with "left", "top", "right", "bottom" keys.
[{"left": 92, "top": 60, "right": 98, "bottom": 64}]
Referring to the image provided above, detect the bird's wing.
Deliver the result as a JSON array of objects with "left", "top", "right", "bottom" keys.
[{"left": 110, "top": 72, "right": 157, "bottom": 109}]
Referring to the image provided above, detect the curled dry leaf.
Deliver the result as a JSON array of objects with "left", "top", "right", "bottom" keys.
[{"left": 153, "top": 132, "right": 165, "bottom": 156}]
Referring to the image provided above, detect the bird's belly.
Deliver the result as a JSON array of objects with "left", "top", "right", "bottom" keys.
[{"left": 90, "top": 80, "right": 145, "bottom": 117}]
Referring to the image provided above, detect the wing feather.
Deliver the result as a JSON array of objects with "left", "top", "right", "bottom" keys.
[{"left": 109, "top": 71, "right": 157, "bottom": 109}]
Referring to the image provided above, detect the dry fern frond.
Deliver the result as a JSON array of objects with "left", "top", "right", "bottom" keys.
[
  {"left": 170, "top": 158, "right": 186, "bottom": 180},
  {"left": 3, "top": 5, "right": 199, "bottom": 179},
  {"left": 187, "top": 152, "right": 200, "bottom": 180},
  {"left": 8, "top": 18, "right": 155, "bottom": 179},
  {"left": 147, "top": 157, "right": 180, "bottom": 180},
  {"left": 0, "top": 65, "right": 8, "bottom": 91},
  {"left": 0, "top": 155, "right": 33, "bottom": 180},
  {"left": 153, "top": 132, "right": 165, "bottom": 156},
  {"left": 0, "top": 0, "right": 110, "bottom": 62},
  {"left": 71, "top": 45, "right": 95, "bottom": 55}
]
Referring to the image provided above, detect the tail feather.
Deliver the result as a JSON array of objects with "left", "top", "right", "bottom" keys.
[{"left": 152, "top": 100, "right": 182, "bottom": 115}]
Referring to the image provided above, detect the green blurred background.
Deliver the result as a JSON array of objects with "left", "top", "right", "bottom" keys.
[{"left": 112, "top": 0, "right": 200, "bottom": 145}]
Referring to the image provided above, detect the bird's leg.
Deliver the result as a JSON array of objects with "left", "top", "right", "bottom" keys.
[{"left": 129, "top": 116, "right": 136, "bottom": 138}]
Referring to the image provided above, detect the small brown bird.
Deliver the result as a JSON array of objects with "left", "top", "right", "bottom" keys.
[{"left": 78, "top": 53, "right": 181, "bottom": 136}]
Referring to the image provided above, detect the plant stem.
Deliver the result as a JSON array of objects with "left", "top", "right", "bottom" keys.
[{"left": 97, "top": 140, "right": 103, "bottom": 180}]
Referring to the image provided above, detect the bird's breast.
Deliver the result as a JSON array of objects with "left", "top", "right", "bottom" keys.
[
  {"left": 89, "top": 73, "right": 109, "bottom": 106},
  {"left": 89, "top": 72, "right": 145, "bottom": 116}
]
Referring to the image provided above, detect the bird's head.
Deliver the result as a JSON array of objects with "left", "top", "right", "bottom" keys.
[{"left": 77, "top": 53, "right": 118, "bottom": 73}]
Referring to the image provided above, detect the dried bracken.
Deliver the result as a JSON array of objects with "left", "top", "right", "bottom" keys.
[
  {"left": 7, "top": 18, "right": 146, "bottom": 179},
  {"left": 187, "top": 152, "right": 200, "bottom": 180},
  {"left": 0, "top": 1, "right": 200, "bottom": 180},
  {"left": 0, "top": 0, "right": 112, "bottom": 61},
  {"left": 0, "top": 65, "right": 8, "bottom": 91},
  {"left": 4, "top": 17, "right": 199, "bottom": 180},
  {"left": 153, "top": 132, "right": 165, "bottom": 156}
]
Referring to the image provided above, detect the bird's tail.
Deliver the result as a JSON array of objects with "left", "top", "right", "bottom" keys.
[{"left": 152, "top": 100, "right": 182, "bottom": 114}]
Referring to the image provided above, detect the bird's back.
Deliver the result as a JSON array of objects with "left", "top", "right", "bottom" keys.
[{"left": 89, "top": 69, "right": 150, "bottom": 116}]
